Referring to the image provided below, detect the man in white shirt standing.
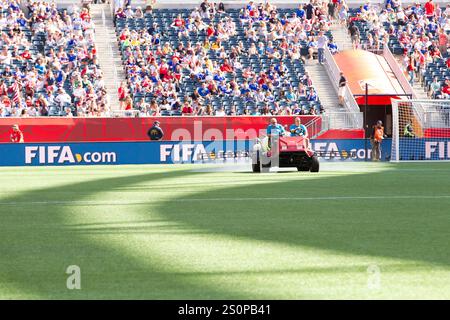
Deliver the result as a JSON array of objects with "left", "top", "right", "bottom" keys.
[{"left": 317, "top": 31, "right": 328, "bottom": 65}]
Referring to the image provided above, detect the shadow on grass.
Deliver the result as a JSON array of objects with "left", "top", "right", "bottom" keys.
[
  {"left": 0, "top": 164, "right": 449, "bottom": 299},
  {"left": 156, "top": 166, "right": 450, "bottom": 268},
  {"left": 0, "top": 170, "right": 250, "bottom": 299}
]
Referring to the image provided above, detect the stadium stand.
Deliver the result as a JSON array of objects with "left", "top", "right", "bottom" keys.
[
  {"left": 114, "top": 0, "right": 339, "bottom": 116},
  {"left": 0, "top": 0, "right": 448, "bottom": 118},
  {"left": 346, "top": 1, "right": 449, "bottom": 99},
  {"left": 0, "top": 0, "right": 109, "bottom": 117}
]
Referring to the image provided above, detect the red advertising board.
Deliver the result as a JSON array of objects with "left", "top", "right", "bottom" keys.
[{"left": 0, "top": 116, "right": 324, "bottom": 143}]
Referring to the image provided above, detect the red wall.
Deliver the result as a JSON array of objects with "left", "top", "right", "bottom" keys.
[
  {"left": 424, "top": 128, "right": 450, "bottom": 138},
  {"left": 0, "top": 116, "right": 324, "bottom": 143},
  {"left": 316, "top": 129, "right": 365, "bottom": 139}
]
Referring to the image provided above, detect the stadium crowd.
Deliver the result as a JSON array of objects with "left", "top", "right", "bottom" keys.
[
  {"left": 347, "top": 0, "right": 450, "bottom": 99},
  {"left": 0, "top": 0, "right": 109, "bottom": 118},
  {"left": 114, "top": 0, "right": 341, "bottom": 116},
  {"left": 1, "top": 0, "right": 448, "bottom": 118}
]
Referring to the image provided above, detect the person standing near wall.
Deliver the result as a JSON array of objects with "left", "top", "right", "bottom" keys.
[
  {"left": 370, "top": 120, "right": 385, "bottom": 161},
  {"left": 147, "top": 121, "right": 164, "bottom": 141},
  {"left": 10, "top": 125, "right": 24, "bottom": 143}
]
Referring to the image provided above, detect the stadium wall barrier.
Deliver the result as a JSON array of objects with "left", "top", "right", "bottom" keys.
[
  {"left": 0, "top": 139, "right": 394, "bottom": 166},
  {"left": 0, "top": 116, "right": 363, "bottom": 143}
]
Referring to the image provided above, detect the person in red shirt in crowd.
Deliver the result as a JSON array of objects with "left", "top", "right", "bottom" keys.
[
  {"left": 171, "top": 14, "right": 185, "bottom": 29},
  {"left": 118, "top": 81, "right": 127, "bottom": 108},
  {"left": 0, "top": 80, "right": 7, "bottom": 96},
  {"left": 123, "top": 96, "right": 133, "bottom": 110},
  {"left": 10, "top": 125, "right": 24, "bottom": 143},
  {"left": 424, "top": 0, "right": 435, "bottom": 19},
  {"left": 21, "top": 48, "right": 32, "bottom": 60},
  {"left": 206, "top": 24, "right": 215, "bottom": 37},
  {"left": 182, "top": 101, "right": 194, "bottom": 116},
  {"left": 440, "top": 80, "right": 450, "bottom": 99},
  {"left": 159, "top": 60, "right": 169, "bottom": 81},
  {"left": 220, "top": 59, "right": 234, "bottom": 73},
  {"left": 79, "top": 8, "right": 90, "bottom": 21}
]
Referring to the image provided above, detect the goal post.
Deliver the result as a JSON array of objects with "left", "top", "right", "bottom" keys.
[{"left": 391, "top": 99, "right": 450, "bottom": 162}]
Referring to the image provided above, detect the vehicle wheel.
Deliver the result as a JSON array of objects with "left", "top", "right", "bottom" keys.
[
  {"left": 310, "top": 155, "right": 320, "bottom": 172},
  {"left": 252, "top": 162, "right": 261, "bottom": 173},
  {"left": 261, "top": 162, "right": 271, "bottom": 173}
]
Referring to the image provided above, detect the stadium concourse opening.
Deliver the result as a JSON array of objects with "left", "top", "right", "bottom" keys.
[{"left": 334, "top": 50, "right": 412, "bottom": 137}]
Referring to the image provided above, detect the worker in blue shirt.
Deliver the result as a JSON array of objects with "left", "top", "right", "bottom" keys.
[
  {"left": 266, "top": 118, "right": 286, "bottom": 136},
  {"left": 289, "top": 117, "right": 308, "bottom": 137}
]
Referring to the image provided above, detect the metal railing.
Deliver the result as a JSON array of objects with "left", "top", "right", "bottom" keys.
[
  {"left": 321, "top": 112, "right": 364, "bottom": 130},
  {"left": 305, "top": 116, "right": 324, "bottom": 138},
  {"left": 110, "top": 110, "right": 140, "bottom": 117},
  {"left": 424, "top": 111, "right": 450, "bottom": 128},
  {"left": 323, "top": 46, "right": 363, "bottom": 128},
  {"left": 382, "top": 46, "right": 417, "bottom": 99}
]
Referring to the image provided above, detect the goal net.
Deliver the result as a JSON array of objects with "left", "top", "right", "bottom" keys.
[{"left": 391, "top": 99, "right": 450, "bottom": 161}]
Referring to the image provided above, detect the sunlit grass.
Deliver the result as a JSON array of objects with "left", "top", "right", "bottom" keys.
[{"left": 0, "top": 163, "right": 449, "bottom": 299}]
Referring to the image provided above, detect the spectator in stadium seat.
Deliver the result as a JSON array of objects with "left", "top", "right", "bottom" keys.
[
  {"left": 215, "top": 106, "right": 226, "bottom": 116},
  {"left": 123, "top": 96, "right": 133, "bottom": 110},
  {"left": 55, "top": 88, "right": 72, "bottom": 107},
  {"left": 429, "top": 77, "right": 441, "bottom": 98},
  {"left": 438, "top": 79, "right": 450, "bottom": 99},
  {"left": 307, "top": 88, "right": 318, "bottom": 101},
  {"left": 328, "top": 39, "right": 339, "bottom": 54},
  {"left": 182, "top": 101, "right": 194, "bottom": 116}
]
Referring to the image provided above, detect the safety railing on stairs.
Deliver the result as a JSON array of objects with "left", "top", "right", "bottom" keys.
[
  {"left": 382, "top": 46, "right": 417, "bottom": 99},
  {"left": 321, "top": 112, "right": 364, "bottom": 130},
  {"left": 323, "top": 46, "right": 363, "bottom": 128},
  {"left": 111, "top": 110, "right": 140, "bottom": 117},
  {"left": 305, "top": 116, "right": 323, "bottom": 138}
]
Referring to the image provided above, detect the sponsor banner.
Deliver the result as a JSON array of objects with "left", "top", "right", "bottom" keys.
[
  {"left": 0, "top": 141, "right": 252, "bottom": 166},
  {"left": 400, "top": 138, "right": 450, "bottom": 160},
  {"left": 0, "top": 139, "right": 392, "bottom": 166},
  {"left": 0, "top": 116, "right": 324, "bottom": 143},
  {"left": 312, "top": 139, "right": 392, "bottom": 161}
]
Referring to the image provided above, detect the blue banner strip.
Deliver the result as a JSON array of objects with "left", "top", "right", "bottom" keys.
[{"left": 0, "top": 139, "right": 393, "bottom": 166}]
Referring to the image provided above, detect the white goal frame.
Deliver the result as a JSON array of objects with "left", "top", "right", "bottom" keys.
[{"left": 391, "top": 99, "right": 450, "bottom": 162}]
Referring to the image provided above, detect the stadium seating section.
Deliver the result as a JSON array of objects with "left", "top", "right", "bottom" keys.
[
  {"left": 115, "top": 6, "right": 333, "bottom": 116},
  {"left": 348, "top": 4, "right": 450, "bottom": 98},
  {"left": 0, "top": 1, "right": 108, "bottom": 117}
]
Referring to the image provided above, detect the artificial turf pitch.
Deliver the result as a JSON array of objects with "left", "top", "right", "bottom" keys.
[{"left": 0, "top": 162, "right": 449, "bottom": 299}]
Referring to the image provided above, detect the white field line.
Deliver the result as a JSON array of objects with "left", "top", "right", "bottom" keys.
[{"left": 1, "top": 195, "right": 450, "bottom": 206}]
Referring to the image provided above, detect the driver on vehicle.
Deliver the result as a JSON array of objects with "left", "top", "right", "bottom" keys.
[
  {"left": 266, "top": 118, "right": 286, "bottom": 150},
  {"left": 266, "top": 118, "right": 286, "bottom": 136}
]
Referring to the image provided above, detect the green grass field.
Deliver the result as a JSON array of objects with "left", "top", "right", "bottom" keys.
[{"left": 0, "top": 162, "right": 449, "bottom": 299}]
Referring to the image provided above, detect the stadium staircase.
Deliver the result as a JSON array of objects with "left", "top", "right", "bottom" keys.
[
  {"left": 91, "top": 3, "right": 126, "bottom": 110},
  {"left": 329, "top": 21, "right": 353, "bottom": 51},
  {"left": 303, "top": 21, "right": 357, "bottom": 129},
  {"left": 410, "top": 77, "right": 429, "bottom": 100}
]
